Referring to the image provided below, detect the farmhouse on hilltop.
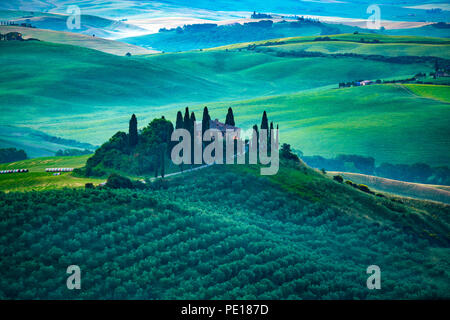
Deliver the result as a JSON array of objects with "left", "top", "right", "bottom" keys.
[{"left": 209, "top": 118, "right": 241, "bottom": 138}]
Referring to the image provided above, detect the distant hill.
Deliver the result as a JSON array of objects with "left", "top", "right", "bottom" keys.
[
  {"left": 0, "top": 25, "right": 154, "bottom": 55},
  {"left": 199, "top": 83, "right": 450, "bottom": 167},
  {"left": 1, "top": 0, "right": 448, "bottom": 25},
  {"left": 120, "top": 20, "right": 365, "bottom": 52},
  {"left": 386, "top": 23, "right": 450, "bottom": 39},
  {"left": 0, "top": 125, "right": 96, "bottom": 158},
  {"left": 0, "top": 10, "right": 147, "bottom": 39},
  {"left": 0, "top": 34, "right": 448, "bottom": 165},
  {"left": 330, "top": 171, "right": 450, "bottom": 204}
]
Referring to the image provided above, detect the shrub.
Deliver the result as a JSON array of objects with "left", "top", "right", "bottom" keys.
[
  {"left": 105, "top": 173, "right": 133, "bottom": 189},
  {"left": 357, "top": 184, "right": 373, "bottom": 194},
  {"left": 85, "top": 183, "right": 94, "bottom": 189}
]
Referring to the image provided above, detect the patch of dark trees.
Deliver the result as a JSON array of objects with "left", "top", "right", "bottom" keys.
[
  {"left": 55, "top": 149, "right": 92, "bottom": 157},
  {"left": 300, "top": 152, "right": 450, "bottom": 186},
  {"left": 0, "top": 148, "right": 27, "bottom": 163},
  {"left": 158, "top": 17, "right": 325, "bottom": 35},
  {"left": 259, "top": 46, "right": 450, "bottom": 67},
  {"left": 432, "top": 22, "right": 450, "bottom": 29},
  {"left": 332, "top": 175, "right": 382, "bottom": 197},
  {"left": 33, "top": 131, "right": 96, "bottom": 151},
  {"left": 0, "top": 32, "right": 39, "bottom": 41},
  {"left": 251, "top": 12, "right": 273, "bottom": 19},
  {"left": 78, "top": 114, "right": 174, "bottom": 178}
]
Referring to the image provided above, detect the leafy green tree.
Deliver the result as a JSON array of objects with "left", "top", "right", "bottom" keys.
[
  {"left": 280, "top": 143, "right": 299, "bottom": 162},
  {"left": 190, "top": 112, "right": 196, "bottom": 131},
  {"left": 105, "top": 173, "right": 133, "bottom": 189}
]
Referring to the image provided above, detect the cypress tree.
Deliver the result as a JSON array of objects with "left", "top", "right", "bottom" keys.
[
  {"left": 190, "top": 112, "right": 196, "bottom": 128},
  {"left": 175, "top": 111, "right": 184, "bottom": 172},
  {"left": 183, "top": 107, "right": 190, "bottom": 130},
  {"left": 225, "top": 107, "right": 235, "bottom": 126},
  {"left": 190, "top": 112, "right": 196, "bottom": 165},
  {"left": 261, "top": 111, "right": 268, "bottom": 130},
  {"left": 260, "top": 111, "right": 269, "bottom": 153},
  {"left": 202, "top": 107, "right": 211, "bottom": 136},
  {"left": 176, "top": 111, "right": 183, "bottom": 129},
  {"left": 276, "top": 124, "right": 279, "bottom": 145},
  {"left": 269, "top": 121, "right": 274, "bottom": 153},
  {"left": 129, "top": 114, "right": 138, "bottom": 147},
  {"left": 251, "top": 124, "right": 259, "bottom": 163}
]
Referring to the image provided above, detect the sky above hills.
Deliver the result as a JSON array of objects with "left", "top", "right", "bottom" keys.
[{"left": 1, "top": 1, "right": 448, "bottom": 34}]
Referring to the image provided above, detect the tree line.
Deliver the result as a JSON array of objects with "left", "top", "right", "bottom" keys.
[
  {"left": 79, "top": 107, "right": 278, "bottom": 178},
  {"left": 0, "top": 148, "right": 27, "bottom": 164}
]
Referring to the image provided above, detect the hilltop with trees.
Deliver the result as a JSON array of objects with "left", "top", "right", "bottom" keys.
[
  {"left": 78, "top": 107, "right": 279, "bottom": 178},
  {"left": 0, "top": 148, "right": 27, "bottom": 163},
  {"left": 79, "top": 115, "right": 173, "bottom": 177}
]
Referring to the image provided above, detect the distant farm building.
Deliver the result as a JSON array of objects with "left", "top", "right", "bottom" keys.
[
  {"left": 356, "top": 80, "right": 373, "bottom": 86},
  {"left": 193, "top": 119, "right": 241, "bottom": 140},
  {"left": 45, "top": 168, "right": 74, "bottom": 172},
  {"left": 436, "top": 71, "right": 450, "bottom": 78},
  {"left": 0, "top": 169, "right": 29, "bottom": 174},
  {"left": 209, "top": 119, "right": 241, "bottom": 138}
]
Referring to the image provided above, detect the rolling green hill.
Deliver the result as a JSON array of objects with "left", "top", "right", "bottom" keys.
[
  {"left": 0, "top": 125, "right": 96, "bottom": 158},
  {"left": 0, "top": 34, "right": 448, "bottom": 166},
  {"left": 209, "top": 33, "right": 450, "bottom": 51},
  {"left": 403, "top": 84, "right": 450, "bottom": 103},
  {"left": 120, "top": 20, "right": 362, "bottom": 52},
  {"left": 329, "top": 171, "right": 450, "bottom": 204},
  {"left": 263, "top": 40, "right": 450, "bottom": 60},
  {"left": 0, "top": 154, "right": 91, "bottom": 172},
  {"left": 0, "top": 9, "right": 147, "bottom": 39},
  {"left": 0, "top": 160, "right": 449, "bottom": 299},
  {"left": 386, "top": 23, "right": 450, "bottom": 39},
  {"left": 191, "top": 84, "right": 450, "bottom": 166}
]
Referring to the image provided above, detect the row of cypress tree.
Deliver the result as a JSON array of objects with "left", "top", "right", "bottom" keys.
[{"left": 127, "top": 107, "right": 277, "bottom": 170}]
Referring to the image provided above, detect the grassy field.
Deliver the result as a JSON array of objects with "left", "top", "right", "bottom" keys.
[
  {"left": 386, "top": 24, "right": 450, "bottom": 39},
  {"left": 0, "top": 9, "right": 146, "bottom": 39},
  {"left": 0, "top": 155, "right": 104, "bottom": 192},
  {"left": 265, "top": 41, "right": 450, "bottom": 59},
  {"left": 210, "top": 33, "right": 450, "bottom": 51},
  {"left": 191, "top": 84, "right": 450, "bottom": 166},
  {"left": 0, "top": 34, "right": 448, "bottom": 166},
  {"left": 0, "top": 172, "right": 104, "bottom": 192},
  {"left": 0, "top": 39, "right": 435, "bottom": 141},
  {"left": 0, "top": 155, "right": 91, "bottom": 172},
  {"left": 403, "top": 84, "right": 450, "bottom": 103}
]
